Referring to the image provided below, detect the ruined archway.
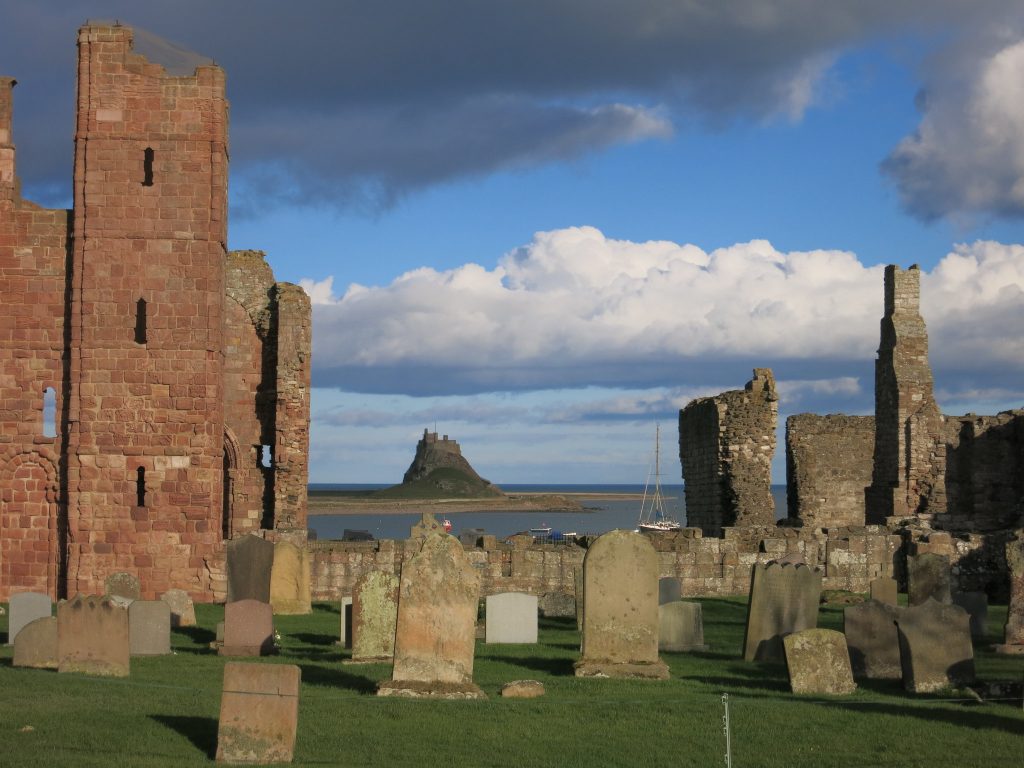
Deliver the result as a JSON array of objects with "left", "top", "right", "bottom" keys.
[
  {"left": 0, "top": 452, "right": 61, "bottom": 600},
  {"left": 223, "top": 426, "right": 242, "bottom": 540}
]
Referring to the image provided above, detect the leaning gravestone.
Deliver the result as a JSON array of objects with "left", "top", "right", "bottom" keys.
[
  {"left": 575, "top": 529, "right": 669, "bottom": 679},
  {"left": 220, "top": 600, "right": 274, "bottom": 657},
  {"left": 216, "top": 662, "right": 300, "bottom": 764},
  {"left": 7, "top": 591, "right": 52, "bottom": 645},
  {"left": 269, "top": 540, "right": 312, "bottom": 615},
  {"left": 105, "top": 572, "right": 141, "bottom": 603},
  {"left": 658, "top": 601, "right": 706, "bottom": 652},
  {"left": 161, "top": 588, "right": 196, "bottom": 628},
  {"left": 998, "top": 538, "right": 1024, "bottom": 652},
  {"left": 895, "top": 598, "right": 975, "bottom": 693},
  {"left": 347, "top": 571, "right": 400, "bottom": 663},
  {"left": 843, "top": 600, "right": 902, "bottom": 679},
  {"left": 658, "top": 577, "right": 682, "bottom": 605},
  {"left": 13, "top": 616, "right": 58, "bottom": 669},
  {"left": 783, "top": 628, "right": 856, "bottom": 695},
  {"left": 486, "top": 592, "right": 538, "bottom": 644},
  {"left": 742, "top": 562, "right": 822, "bottom": 663},
  {"left": 869, "top": 577, "right": 898, "bottom": 606},
  {"left": 129, "top": 600, "right": 171, "bottom": 656},
  {"left": 952, "top": 591, "right": 988, "bottom": 637},
  {"left": 57, "top": 594, "right": 130, "bottom": 677},
  {"left": 226, "top": 534, "right": 275, "bottom": 603},
  {"left": 906, "top": 553, "right": 952, "bottom": 606},
  {"left": 378, "top": 533, "right": 485, "bottom": 698}
]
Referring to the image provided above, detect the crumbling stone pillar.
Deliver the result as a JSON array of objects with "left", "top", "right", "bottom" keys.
[
  {"left": 0, "top": 77, "right": 16, "bottom": 197},
  {"left": 273, "top": 283, "right": 311, "bottom": 531}
]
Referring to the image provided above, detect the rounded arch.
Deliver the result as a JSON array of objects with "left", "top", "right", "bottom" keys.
[
  {"left": 0, "top": 450, "right": 62, "bottom": 600},
  {"left": 222, "top": 426, "right": 242, "bottom": 540}
]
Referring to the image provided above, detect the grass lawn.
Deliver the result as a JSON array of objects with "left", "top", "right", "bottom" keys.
[{"left": 1, "top": 597, "right": 1021, "bottom": 767}]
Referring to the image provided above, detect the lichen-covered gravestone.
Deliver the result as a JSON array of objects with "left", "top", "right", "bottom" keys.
[
  {"left": 220, "top": 600, "right": 274, "bottom": 657},
  {"left": 347, "top": 571, "right": 399, "bottom": 663},
  {"left": 575, "top": 529, "right": 669, "bottom": 679},
  {"left": 57, "top": 595, "right": 130, "bottom": 677},
  {"left": 378, "top": 533, "right": 485, "bottom": 698},
  {"left": 105, "top": 572, "right": 141, "bottom": 603},
  {"left": 783, "top": 628, "right": 856, "bottom": 695},
  {"left": 843, "top": 600, "right": 902, "bottom": 679},
  {"left": 161, "top": 588, "right": 196, "bottom": 628},
  {"left": 906, "top": 553, "right": 952, "bottom": 606},
  {"left": 997, "top": 538, "right": 1024, "bottom": 653},
  {"left": 13, "top": 616, "right": 58, "bottom": 669},
  {"left": 226, "top": 534, "right": 275, "bottom": 603},
  {"left": 129, "top": 600, "right": 171, "bottom": 656},
  {"left": 485, "top": 592, "right": 538, "bottom": 644},
  {"left": 408, "top": 511, "right": 444, "bottom": 539},
  {"left": 216, "top": 662, "right": 300, "bottom": 764},
  {"left": 658, "top": 601, "right": 706, "bottom": 652},
  {"left": 269, "top": 540, "right": 312, "bottom": 615},
  {"left": 869, "top": 577, "right": 898, "bottom": 606},
  {"left": 895, "top": 598, "right": 975, "bottom": 693},
  {"left": 658, "top": 577, "right": 682, "bottom": 605},
  {"left": 7, "top": 591, "right": 52, "bottom": 645},
  {"left": 742, "top": 563, "right": 822, "bottom": 663}
]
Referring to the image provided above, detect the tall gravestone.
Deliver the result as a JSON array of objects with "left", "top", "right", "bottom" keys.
[
  {"left": 347, "top": 571, "right": 400, "bottom": 663},
  {"left": 378, "top": 534, "right": 485, "bottom": 698},
  {"left": 658, "top": 577, "right": 682, "bottom": 605},
  {"left": 220, "top": 600, "right": 274, "bottom": 657},
  {"left": 658, "top": 601, "right": 706, "bottom": 652},
  {"left": 7, "top": 592, "right": 52, "bottom": 645},
  {"left": 486, "top": 592, "right": 538, "bottom": 644},
  {"left": 216, "top": 662, "right": 301, "bottom": 764},
  {"left": 742, "top": 563, "right": 822, "bottom": 663},
  {"left": 269, "top": 540, "right": 312, "bottom": 615},
  {"left": 952, "top": 592, "right": 988, "bottom": 637},
  {"left": 906, "top": 553, "right": 951, "bottom": 606},
  {"left": 574, "top": 567, "right": 584, "bottom": 630},
  {"left": 226, "top": 534, "right": 275, "bottom": 603},
  {"left": 997, "top": 538, "right": 1024, "bottom": 653},
  {"left": 895, "top": 598, "right": 975, "bottom": 693},
  {"left": 869, "top": 577, "right": 898, "bottom": 606},
  {"left": 340, "top": 596, "right": 353, "bottom": 648},
  {"left": 575, "top": 530, "right": 669, "bottom": 679},
  {"left": 13, "top": 616, "right": 58, "bottom": 669},
  {"left": 409, "top": 511, "right": 444, "bottom": 539},
  {"left": 783, "top": 628, "right": 856, "bottom": 695},
  {"left": 129, "top": 600, "right": 172, "bottom": 656},
  {"left": 844, "top": 600, "right": 902, "bottom": 679},
  {"left": 57, "top": 595, "right": 130, "bottom": 677},
  {"left": 161, "top": 588, "right": 197, "bottom": 628}
]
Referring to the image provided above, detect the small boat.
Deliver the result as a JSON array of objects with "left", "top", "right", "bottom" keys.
[
  {"left": 637, "top": 424, "right": 684, "bottom": 533},
  {"left": 529, "top": 523, "right": 552, "bottom": 537}
]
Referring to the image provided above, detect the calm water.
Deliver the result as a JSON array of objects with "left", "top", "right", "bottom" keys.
[{"left": 307, "top": 484, "right": 788, "bottom": 541}]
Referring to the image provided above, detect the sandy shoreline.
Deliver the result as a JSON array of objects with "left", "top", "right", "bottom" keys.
[{"left": 306, "top": 491, "right": 676, "bottom": 516}]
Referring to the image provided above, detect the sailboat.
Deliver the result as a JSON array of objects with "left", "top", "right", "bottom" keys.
[{"left": 637, "top": 424, "right": 684, "bottom": 533}]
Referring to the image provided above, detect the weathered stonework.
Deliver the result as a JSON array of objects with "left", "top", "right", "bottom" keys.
[{"left": 0, "top": 25, "right": 311, "bottom": 603}]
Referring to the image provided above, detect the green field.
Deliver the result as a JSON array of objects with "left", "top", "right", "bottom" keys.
[{"left": 1, "top": 598, "right": 1021, "bottom": 767}]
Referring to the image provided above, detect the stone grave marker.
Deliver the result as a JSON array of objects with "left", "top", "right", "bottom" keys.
[
  {"left": 378, "top": 533, "right": 485, "bottom": 698},
  {"left": 105, "top": 572, "right": 141, "bottom": 602},
  {"left": 216, "top": 661, "right": 300, "bottom": 764},
  {"left": 129, "top": 600, "right": 171, "bottom": 656},
  {"left": 998, "top": 538, "right": 1024, "bottom": 653},
  {"left": 161, "top": 588, "right": 196, "bottom": 628},
  {"left": 57, "top": 594, "right": 130, "bottom": 677},
  {"left": 783, "top": 628, "right": 857, "bottom": 695},
  {"left": 869, "top": 577, "right": 898, "bottom": 606},
  {"left": 8, "top": 591, "right": 52, "bottom": 645},
  {"left": 347, "top": 571, "right": 400, "bottom": 663},
  {"left": 226, "top": 534, "right": 275, "bottom": 603},
  {"left": 574, "top": 567, "right": 584, "bottom": 630},
  {"left": 408, "top": 511, "right": 444, "bottom": 539},
  {"left": 742, "top": 562, "right": 822, "bottom": 663},
  {"left": 843, "top": 600, "right": 902, "bottom": 679},
  {"left": 658, "top": 577, "right": 682, "bottom": 605},
  {"left": 340, "top": 596, "right": 353, "bottom": 648},
  {"left": 952, "top": 591, "right": 988, "bottom": 638},
  {"left": 895, "top": 598, "right": 975, "bottom": 693},
  {"left": 907, "top": 553, "right": 951, "bottom": 606},
  {"left": 658, "top": 600, "right": 707, "bottom": 652},
  {"left": 270, "top": 540, "right": 312, "bottom": 615},
  {"left": 575, "top": 529, "right": 669, "bottom": 679},
  {"left": 220, "top": 600, "right": 274, "bottom": 657},
  {"left": 13, "top": 616, "right": 58, "bottom": 669},
  {"left": 486, "top": 592, "right": 538, "bottom": 644}
]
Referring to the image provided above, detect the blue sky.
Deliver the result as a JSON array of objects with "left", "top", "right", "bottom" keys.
[{"left": 3, "top": 2, "right": 1023, "bottom": 485}]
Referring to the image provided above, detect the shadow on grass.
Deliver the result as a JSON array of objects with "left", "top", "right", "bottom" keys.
[
  {"left": 289, "top": 632, "right": 337, "bottom": 646},
  {"left": 174, "top": 625, "right": 216, "bottom": 646},
  {"left": 297, "top": 662, "right": 378, "bottom": 694},
  {"left": 493, "top": 654, "right": 577, "bottom": 677},
  {"left": 150, "top": 714, "right": 218, "bottom": 759},
  {"left": 818, "top": 699, "right": 1024, "bottom": 735}
]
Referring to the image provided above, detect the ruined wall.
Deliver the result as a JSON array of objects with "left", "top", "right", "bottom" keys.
[
  {"left": 679, "top": 368, "right": 778, "bottom": 536},
  {"left": 786, "top": 414, "right": 874, "bottom": 529}
]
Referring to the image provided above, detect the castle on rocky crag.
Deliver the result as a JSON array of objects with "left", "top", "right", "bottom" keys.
[{"left": 0, "top": 24, "right": 311, "bottom": 602}]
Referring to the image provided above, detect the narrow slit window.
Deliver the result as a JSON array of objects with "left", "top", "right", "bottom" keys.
[
  {"left": 43, "top": 386, "right": 57, "bottom": 438},
  {"left": 134, "top": 298, "right": 147, "bottom": 344},
  {"left": 260, "top": 444, "right": 272, "bottom": 469},
  {"left": 142, "top": 147, "right": 154, "bottom": 186},
  {"left": 136, "top": 466, "right": 146, "bottom": 507}
]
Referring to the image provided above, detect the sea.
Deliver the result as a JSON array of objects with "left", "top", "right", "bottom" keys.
[{"left": 306, "top": 483, "right": 789, "bottom": 541}]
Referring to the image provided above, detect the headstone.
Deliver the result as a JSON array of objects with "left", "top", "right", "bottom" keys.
[
  {"left": 1000, "top": 538, "right": 1024, "bottom": 651},
  {"left": 216, "top": 622, "right": 225, "bottom": 643},
  {"left": 57, "top": 594, "right": 130, "bottom": 677},
  {"left": 378, "top": 533, "right": 485, "bottom": 698},
  {"left": 7, "top": 592, "right": 52, "bottom": 645},
  {"left": 869, "top": 577, "right": 898, "bottom": 606},
  {"left": 538, "top": 591, "right": 575, "bottom": 618},
  {"left": 575, "top": 529, "right": 669, "bottom": 679},
  {"left": 161, "top": 588, "right": 196, "bottom": 628},
  {"left": 486, "top": 592, "right": 538, "bottom": 644},
  {"left": 574, "top": 567, "right": 584, "bottom": 630},
  {"left": 500, "top": 680, "right": 545, "bottom": 698},
  {"left": 906, "top": 553, "right": 952, "bottom": 606},
  {"left": 408, "top": 511, "right": 444, "bottom": 539},
  {"left": 104, "top": 572, "right": 141, "bottom": 601},
  {"left": 658, "top": 601, "right": 706, "bottom": 652},
  {"left": 843, "top": 600, "right": 902, "bottom": 679},
  {"left": 216, "top": 662, "right": 300, "bottom": 764},
  {"left": 129, "top": 600, "right": 172, "bottom": 656},
  {"left": 347, "top": 571, "right": 399, "bottom": 663},
  {"left": 13, "top": 616, "right": 58, "bottom": 669},
  {"left": 775, "top": 552, "right": 806, "bottom": 566},
  {"left": 742, "top": 562, "right": 822, "bottom": 663},
  {"left": 783, "top": 628, "right": 857, "bottom": 695},
  {"left": 952, "top": 591, "right": 988, "bottom": 638},
  {"left": 220, "top": 600, "right": 274, "bottom": 657},
  {"left": 895, "top": 598, "right": 975, "bottom": 693},
  {"left": 658, "top": 577, "right": 682, "bottom": 605},
  {"left": 340, "top": 596, "right": 352, "bottom": 648},
  {"left": 269, "top": 541, "right": 312, "bottom": 615},
  {"left": 226, "top": 534, "right": 275, "bottom": 603}
]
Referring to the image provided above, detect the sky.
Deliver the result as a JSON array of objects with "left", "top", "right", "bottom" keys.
[{"left": 2, "top": 1, "right": 1024, "bottom": 485}]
